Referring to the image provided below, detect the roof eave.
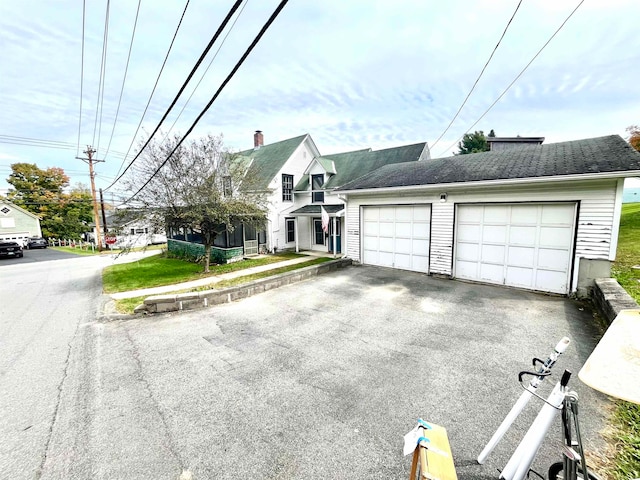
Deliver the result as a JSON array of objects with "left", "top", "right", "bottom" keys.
[{"left": 338, "top": 170, "right": 640, "bottom": 195}]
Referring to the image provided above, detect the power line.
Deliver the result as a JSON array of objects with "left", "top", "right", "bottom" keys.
[
  {"left": 122, "top": 0, "right": 289, "bottom": 206},
  {"left": 436, "top": 0, "right": 585, "bottom": 158},
  {"left": 92, "top": 0, "right": 111, "bottom": 152},
  {"left": 0, "top": 135, "right": 75, "bottom": 147},
  {"left": 160, "top": 0, "right": 249, "bottom": 146},
  {"left": 429, "top": 0, "right": 523, "bottom": 152},
  {"left": 103, "top": 0, "right": 243, "bottom": 192},
  {"left": 0, "top": 137, "right": 128, "bottom": 159},
  {"left": 102, "top": 0, "right": 142, "bottom": 160},
  {"left": 77, "top": 0, "right": 86, "bottom": 157},
  {"left": 110, "top": 0, "right": 191, "bottom": 180}
]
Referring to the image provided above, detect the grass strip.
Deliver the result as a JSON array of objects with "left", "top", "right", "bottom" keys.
[
  {"left": 102, "top": 251, "right": 306, "bottom": 294},
  {"left": 113, "top": 257, "right": 332, "bottom": 314}
]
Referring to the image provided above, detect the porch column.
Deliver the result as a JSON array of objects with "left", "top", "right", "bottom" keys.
[
  {"left": 295, "top": 216, "right": 299, "bottom": 253},
  {"left": 332, "top": 216, "right": 336, "bottom": 258}
]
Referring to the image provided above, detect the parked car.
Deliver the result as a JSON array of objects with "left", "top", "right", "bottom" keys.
[
  {"left": 0, "top": 241, "right": 24, "bottom": 258},
  {"left": 27, "top": 237, "right": 47, "bottom": 249}
]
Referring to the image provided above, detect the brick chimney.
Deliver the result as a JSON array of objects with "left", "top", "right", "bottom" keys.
[{"left": 254, "top": 130, "right": 264, "bottom": 149}]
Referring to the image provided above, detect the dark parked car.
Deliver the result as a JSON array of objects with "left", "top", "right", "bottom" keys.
[
  {"left": 27, "top": 237, "right": 47, "bottom": 249},
  {"left": 0, "top": 241, "right": 24, "bottom": 258}
]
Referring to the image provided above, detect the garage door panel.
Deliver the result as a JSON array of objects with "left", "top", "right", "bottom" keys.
[
  {"left": 481, "top": 244, "right": 505, "bottom": 263},
  {"left": 479, "top": 263, "right": 504, "bottom": 283},
  {"left": 456, "top": 260, "right": 478, "bottom": 279},
  {"left": 542, "top": 204, "right": 575, "bottom": 224},
  {"left": 510, "top": 205, "right": 538, "bottom": 224},
  {"left": 509, "top": 225, "right": 537, "bottom": 245},
  {"left": 534, "top": 270, "right": 568, "bottom": 293},
  {"left": 458, "top": 224, "right": 481, "bottom": 242},
  {"left": 458, "top": 205, "right": 483, "bottom": 222},
  {"left": 413, "top": 223, "right": 430, "bottom": 237},
  {"left": 379, "top": 237, "right": 394, "bottom": 252},
  {"left": 482, "top": 225, "right": 507, "bottom": 243},
  {"left": 379, "top": 208, "right": 395, "bottom": 221},
  {"left": 412, "top": 239, "right": 429, "bottom": 254},
  {"left": 362, "top": 205, "right": 430, "bottom": 273},
  {"left": 457, "top": 242, "right": 479, "bottom": 262},
  {"left": 507, "top": 246, "right": 535, "bottom": 267},
  {"left": 539, "top": 227, "right": 573, "bottom": 248},
  {"left": 363, "top": 221, "right": 379, "bottom": 236},
  {"left": 455, "top": 203, "right": 576, "bottom": 294},
  {"left": 484, "top": 206, "right": 509, "bottom": 223},
  {"left": 505, "top": 266, "right": 534, "bottom": 288},
  {"left": 395, "top": 223, "right": 412, "bottom": 237},
  {"left": 537, "top": 248, "right": 570, "bottom": 270}
]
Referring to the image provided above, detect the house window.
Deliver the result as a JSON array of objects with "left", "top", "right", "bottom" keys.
[
  {"left": 223, "top": 176, "right": 232, "bottom": 197},
  {"left": 286, "top": 218, "right": 295, "bottom": 242},
  {"left": 130, "top": 228, "right": 135, "bottom": 235},
  {"left": 0, "top": 206, "right": 10, "bottom": 215},
  {"left": 282, "top": 174, "right": 293, "bottom": 201},
  {"left": 311, "top": 174, "right": 324, "bottom": 203}
]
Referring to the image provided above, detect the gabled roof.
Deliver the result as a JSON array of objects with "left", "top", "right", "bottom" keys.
[
  {"left": 336, "top": 135, "right": 640, "bottom": 192},
  {"left": 295, "top": 142, "right": 427, "bottom": 191},
  {"left": 236, "top": 134, "right": 309, "bottom": 190},
  {"left": 0, "top": 198, "right": 41, "bottom": 220}
]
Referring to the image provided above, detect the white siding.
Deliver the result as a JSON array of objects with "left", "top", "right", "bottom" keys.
[
  {"left": 346, "top": 203, "right": 360, "bottom": 260},
  {"left": 430, "top": 202, "right": 454, "bottom": 275}
]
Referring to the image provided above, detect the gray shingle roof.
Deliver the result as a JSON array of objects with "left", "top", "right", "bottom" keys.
[
  {"left": 296, "top": 142, "right": 427, "bottom": 191},
  {"left": 336, "top": 135, "right": 640, "bottom": 191},
  {"left": 289, "top": 204, "right": 344, "bottom": 215},
  {"left": 236, "top": 134, "right": 308, "bottom": 190}
]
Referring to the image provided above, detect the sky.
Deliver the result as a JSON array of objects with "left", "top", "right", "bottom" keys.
[{"left": 0, "top": 0, "right": 639, "bottom": 202}]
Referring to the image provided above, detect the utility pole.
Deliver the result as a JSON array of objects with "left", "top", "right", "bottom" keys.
[
  {"left": 77, "top": 146, "right": 104, "bottom": 250},
  {"left": 99, "top": 188, "right": 107, "bottom": 234}
]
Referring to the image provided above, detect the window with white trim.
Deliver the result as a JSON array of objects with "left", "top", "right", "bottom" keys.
[
  {"left": 311, "top": 174, "right": 324, "bottom": 203},
  {"left": 286, "top": 218, "right": 295, "bottom": 242},
  {"left": 282, "top": 174, "right": 293, "bottom": 201}
]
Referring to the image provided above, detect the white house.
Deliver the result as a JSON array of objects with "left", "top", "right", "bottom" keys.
[
  {"left": 0, "top": 199, "right": 42, "bottom": 246},
  {"left": 335, "top": 135, "right": 640, "bottom": 297}
]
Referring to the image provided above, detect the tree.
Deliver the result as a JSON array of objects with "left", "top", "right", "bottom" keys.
[
  {"left": 456, "top": 130, "right": 490, "bottom": 155},
  {"left": 626, "top": 125, "right": 640, "bottom": 152},
  {"left": 125, "top": 133, "right": 268, "bottom": 273},
  {"left": 6, "top": 164, "right": 94, "bottom": 238}
]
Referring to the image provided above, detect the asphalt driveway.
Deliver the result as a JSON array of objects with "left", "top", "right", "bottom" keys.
[{"left": 56, "top": 264, "right": 609, "bottom": 479}]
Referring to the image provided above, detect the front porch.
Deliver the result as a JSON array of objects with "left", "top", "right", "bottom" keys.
[{"left": 286, "top": 204, "right": 345, "bottom": 256}]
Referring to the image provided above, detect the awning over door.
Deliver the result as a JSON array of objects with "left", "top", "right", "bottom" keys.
[
  {"left": 455, "top": 203, "right": 576, "bottom": 294},
  {"left": 288, "top": 204, "right": 344, "bottom": 216}
]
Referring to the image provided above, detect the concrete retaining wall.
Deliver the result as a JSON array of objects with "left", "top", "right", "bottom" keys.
[
  {"left": 592, "top": 278, "right": 639, "bottom": 324},
  {"left": 140, "top": 258, "right": 352, "bottom": 314}
]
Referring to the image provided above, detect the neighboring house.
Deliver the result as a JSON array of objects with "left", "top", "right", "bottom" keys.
[
  {"left": 0, "top": 199, "right": 42, "bottom": 246},
  {"left": 487, "top": 136, "right": 545, "bottom": 151},
  {"left": 336, "top": 135, "right": 640, "bottom": 297},
  {"left": 284, "top": 143, "right": 430, "bottom": 254},
  {"left": 90, "top": 209, "right": 167, "bottom": 248}
]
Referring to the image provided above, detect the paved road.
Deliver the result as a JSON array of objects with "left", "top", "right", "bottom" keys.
[
  {"left": 0, "top": 249, "right": 160, "bottom": 479},
  {"left": 7, "top": 263, "right": 606, "bottom": 480}
]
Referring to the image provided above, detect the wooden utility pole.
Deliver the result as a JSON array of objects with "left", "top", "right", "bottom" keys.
[{"left": 77, "top": 146, "right": 104, "bottom": 250}]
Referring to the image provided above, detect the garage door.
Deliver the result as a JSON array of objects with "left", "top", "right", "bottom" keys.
[
  {"left": 362, "top": 205, "right": 430, "bottom": 273},
  {"left": 455, "top": 203, "right": 576, "bottom": 294}
]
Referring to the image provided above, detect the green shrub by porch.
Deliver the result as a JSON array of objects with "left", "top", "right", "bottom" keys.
[{"left": 168, "top": 239, "right": 243, "bottom": 264}]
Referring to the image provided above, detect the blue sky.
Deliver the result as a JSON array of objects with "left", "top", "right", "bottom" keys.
[{"left": 0, "top": 0, "right": 639, "bottom": 199}]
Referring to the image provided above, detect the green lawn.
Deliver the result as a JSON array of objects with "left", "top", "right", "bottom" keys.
[
  {"left": 607, "top": 202, "right": 640, "bottom": 480},
  {"left": 52, "top": 244, "right": 166, "bottom": 256},
  {"left": 112, "top": 257, "right": 332, "bottom": 314},
  {"left": 102, "top": 251, "right": 304, "bottom": 294}
]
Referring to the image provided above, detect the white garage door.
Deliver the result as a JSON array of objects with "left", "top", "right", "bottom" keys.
[
  {"left": 362, "top": 205, "right": 430, "bottom": 273},
  {"left": 455, "top": 203, "right": 576, "bottom": 294}
]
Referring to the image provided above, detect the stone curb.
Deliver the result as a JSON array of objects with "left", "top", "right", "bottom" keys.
[
  {"left": 134, "top": 258, "right": 352, "bottom": 315},
  {"left": 592, "top": 278, "right": 640, "bottom": 324}
]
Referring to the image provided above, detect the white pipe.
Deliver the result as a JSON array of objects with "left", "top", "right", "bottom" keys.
[
  {"left": 500, "top": 382, "right": 565, "bottom": 480},
  {"left": 477, "top": 337, "right": 570, "bottom": 464}
]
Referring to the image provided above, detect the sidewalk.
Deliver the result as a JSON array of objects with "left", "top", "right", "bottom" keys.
[{"left": 110, "top": 252, "right": 334, "bottom": 300}]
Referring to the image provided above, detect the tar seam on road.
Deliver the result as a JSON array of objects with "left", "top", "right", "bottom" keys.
[
  {"left": 123, "top": 325, "right": 187, "bottom": 473},
  {"left": 34, "top": 312, "right": 84, "bottom": 479}
]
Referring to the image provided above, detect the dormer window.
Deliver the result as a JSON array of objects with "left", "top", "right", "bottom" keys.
[
  {"left": 282, "top": 174, "right": 293, "bottom": 201},
  {"left": 311, "top": 174, "right": 324, "bottom": 203}
]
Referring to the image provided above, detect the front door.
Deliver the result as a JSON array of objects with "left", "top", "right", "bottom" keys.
[
  {"left": 313, "top": 219, "right": 325, "bottom": 245},
  {"left": 328, "top": 218, "right": 341, "bottom": 253}
]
